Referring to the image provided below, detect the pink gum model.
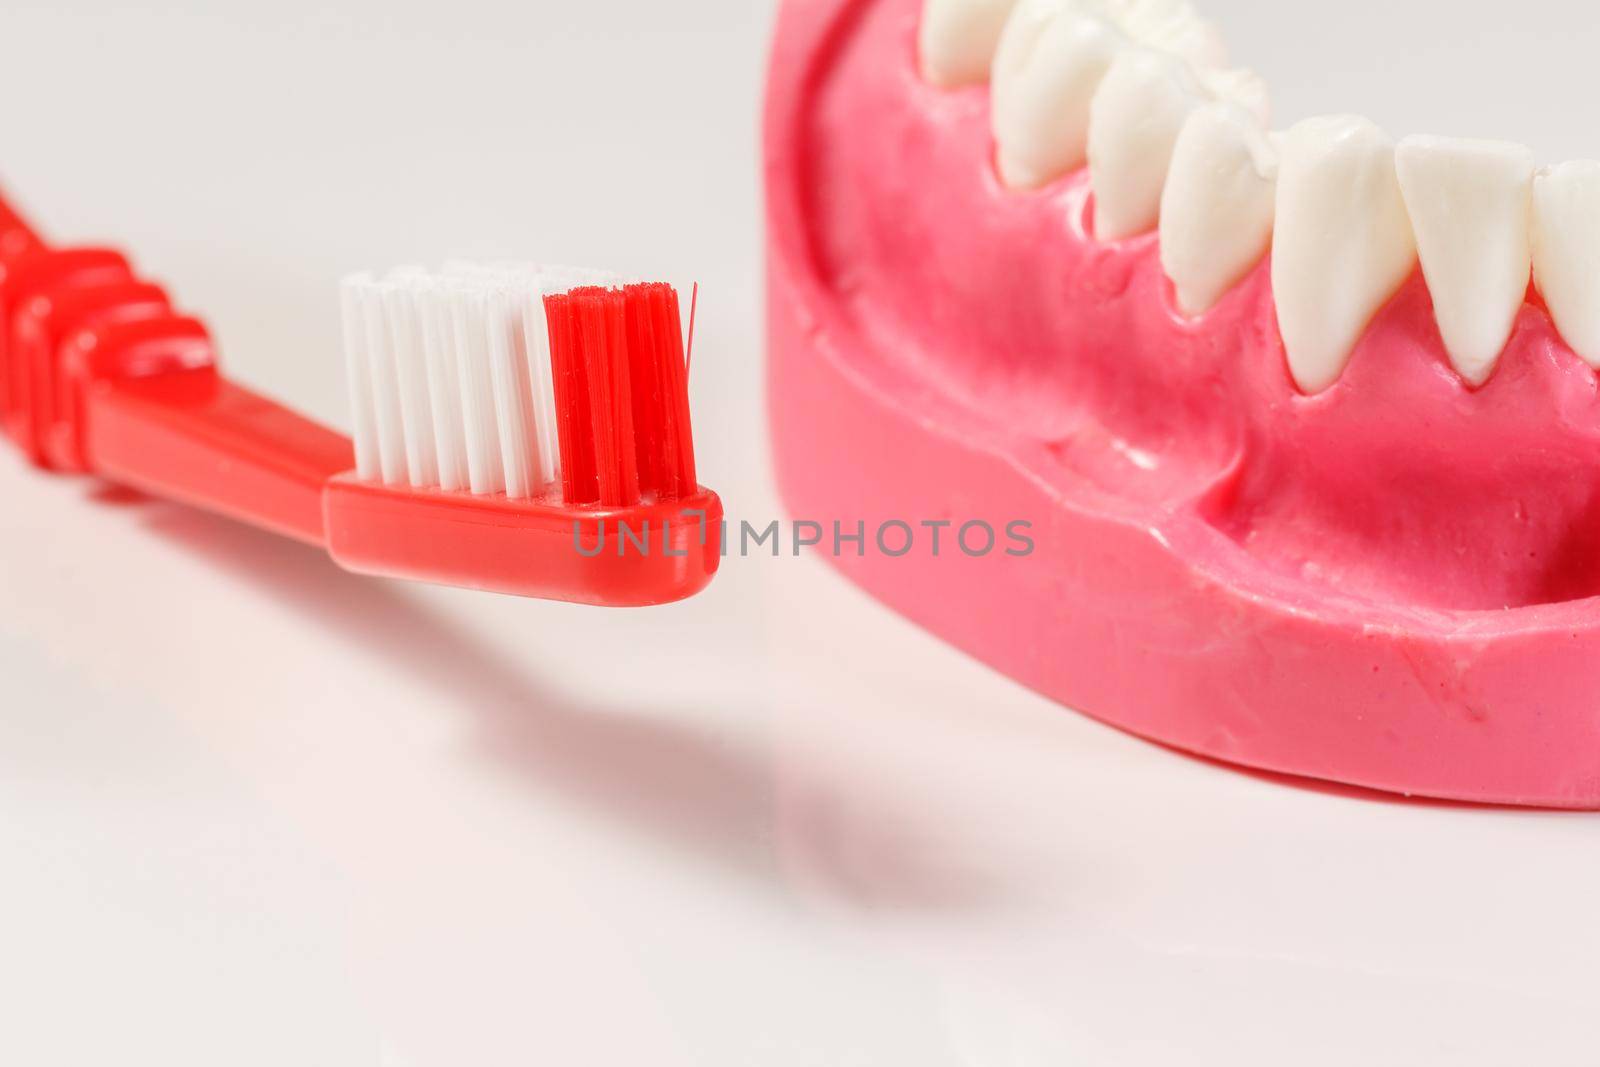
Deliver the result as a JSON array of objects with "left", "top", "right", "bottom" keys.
[{"left": 765, "top": 0, "right": 1600, "bottom": 807}]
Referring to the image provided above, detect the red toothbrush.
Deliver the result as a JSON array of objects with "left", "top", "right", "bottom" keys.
[{"left": 0, "top": 188, "right": 722, "bottom": 607}]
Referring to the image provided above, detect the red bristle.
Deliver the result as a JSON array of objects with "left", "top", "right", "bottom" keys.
[
  {"left": 544, "top": 290, "right": 599, "bottom": 505},
  {"left": 624, "top": 286, "right": 668, "bottom": 497},
  {"left": 648, "top": 284, "right": 697, "bottom": 497},
  {"left": 686, "top": 282, "right": 699, "bottom": 376},
  {"left": 575, "top": 288, "right": 639, "bottom": 508},
  {"left": 548, "top": 282, "right": 698, "bottom": 507},
  {"left": 605, "top": 290, "right": 641, "bottom": 506}
]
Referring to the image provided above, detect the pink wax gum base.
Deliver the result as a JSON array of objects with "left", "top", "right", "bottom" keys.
[{"left": 766, "top": 0, "right": 1600, "bottom": 807}]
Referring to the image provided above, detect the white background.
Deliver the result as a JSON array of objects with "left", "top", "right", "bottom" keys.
[{"left": 3, "top": 1, "right": 1600, "bottom": 1063}]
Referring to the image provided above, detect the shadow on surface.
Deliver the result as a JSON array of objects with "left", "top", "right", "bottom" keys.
[{"left": 117, "top": 489, "right": 1006, "bottom": 912}]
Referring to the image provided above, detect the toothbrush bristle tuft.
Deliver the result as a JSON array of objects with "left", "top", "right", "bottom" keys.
[{"left": 339, "top": 265, "right": 698, "bottom": 506}]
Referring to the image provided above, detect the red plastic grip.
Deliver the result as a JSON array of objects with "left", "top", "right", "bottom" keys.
[
  {"left": 18, "top": 280, "right": 171, "bottom": 469},
  {"left": 0, "top": 248, "right": 131, "bottom": 455}
]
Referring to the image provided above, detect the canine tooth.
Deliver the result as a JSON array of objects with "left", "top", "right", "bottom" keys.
[
  {"left": 992, "top": 1, "right": 1125, "bottom": 189},
  {"left": 1273, "top": 116, "right": 1417, "bottom": 394},
  {"left": 921, "top": 0, "right": 1021, "bottom": 87},
  {"left": 1088, "top": 48, "right": 1201, "bottom": 240},
  {"left": 1532, "top": 162, "right": 1600, "bottom": 369},
  {"left": 1159, "top": 102, "right": 1277, "bottom": 315},
  {"left": 1396, "top": 136, "right": 1534, "bottom": 386}
]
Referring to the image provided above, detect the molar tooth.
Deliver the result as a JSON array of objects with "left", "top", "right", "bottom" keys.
[
  {"left": 1396, "top": 136, "right": 1534, "bottom": 387},
  {"left": 1087, "top": 47, "right": 1202, "bottom": 240},
  {"left": 992, "top": 1, "right": 1126, "bottom": 189},
  {"left": 1273, "top": 115, "right": 1417, "bottom": 394},
  {"left": 1159, "top": 102, "right": 1277, "bottom": 315},
  {"left": 1532, "top": 162, "right": 1600, "bottom": 369},
  {"left": 1196, "top": 67, "right": 1270, "bottom": 126},
  {"left": 1112, "top": 0, "right": 1228, "bottom": 69},
  {"left": 920, "top": 0, "right": 1022, "bottom": 87}
]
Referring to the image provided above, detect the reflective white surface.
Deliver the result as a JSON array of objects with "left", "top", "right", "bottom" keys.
[{"left": 3, "top": 1, "right": 1600, "bottom": 1063}]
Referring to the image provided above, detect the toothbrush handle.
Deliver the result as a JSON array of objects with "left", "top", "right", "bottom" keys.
[
  {"left": 0, "top": 190, "right": 40, "bottom": 257},
  {"left": 0, "top": 187, "right": 352, "bottom": 541},
  {"left": 85, "top": 371, "right": 353, "bottom": 546}
]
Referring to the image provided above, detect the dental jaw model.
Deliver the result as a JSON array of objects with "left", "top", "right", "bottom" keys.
[{"left": 766, "top": 0, "right": 1600, "bottom": 807}]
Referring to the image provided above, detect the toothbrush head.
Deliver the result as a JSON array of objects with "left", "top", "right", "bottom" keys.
[{"left": 324, "top": 265, "right": 721, "bottom": 607}]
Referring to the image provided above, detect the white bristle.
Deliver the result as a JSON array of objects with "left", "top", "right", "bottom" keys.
[
  {"left": 338, "top": 274, "right": 380, "bottom": 481},
  {"left": 359, "top": 279, "right": 410, "bottom": 487},
  {"left": 451, "top": 286, "right": 506, "bottom": 496},
  {"left": 338, "top": 260, "right": 628, "bottom": 500},
  {"left": 517, "top": 285, "right": 560, "bottom": 488},
  {"left": 382, "top": 282, "right": 440, "bottom": 490},
  {"left": 485, "top": 287, "right": 540, "bottom": 498},
  {"left": 418, "top": 280, "right": 469, "bottom": 492}
]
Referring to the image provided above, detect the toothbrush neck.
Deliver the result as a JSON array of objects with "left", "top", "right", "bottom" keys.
[{"left": 85, "top": 371, "right": 353, "bottom": 547}]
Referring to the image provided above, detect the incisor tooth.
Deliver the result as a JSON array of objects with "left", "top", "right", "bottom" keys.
[
  {"left": 1159, "top": 103, "right": 1277, "bottom": 316},
  {"left": 1273, "top": 116, "right": 1417, "bottom": 394},
  {"left": 1088, "top": 48, "right": 1201, "bottom": 240},
  {"left": 1532, "top": 162, "right": 1600, "bottom": 369},
  {"left": 920, "top": 0, "right": 1022, "bottom": 87},
  {"left": 1396, "top": 136, "right": 1533, "bottom": 386},
  {"left": 992, "top": 1, "right": 1125, "bottom": 189}
]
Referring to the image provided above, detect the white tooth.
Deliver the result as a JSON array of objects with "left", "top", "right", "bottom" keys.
[
  {"left": 920, "top": 0, "right": 1022, "bottom": 87},
  {"left": 1196, "top": 66, "right": 1270, "bottom": 126},
  {"left": 991, "top": 0, "right": 1066, "bottom": 83},
  {"left": 992, "top": 1, "right": 1125, "bottom": 189},
  {"left": 1087, "top": 47, "right": 1201, "bottom": 240},
  {"left": 1532, "top": 162, "right": 1600, "bottom": 369},
  {"left": 1395, "top": 136, "right": 1534, "bottom": 386},
  {"left": 1159, "top": 102, "right": 1277, "bottom": 316},
  {"left": 1272, "top": 115, "right": 1417, "bottom": 394},
  {"left": 1111, "top": 0, "right": 1228, "bottom": 69}
]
